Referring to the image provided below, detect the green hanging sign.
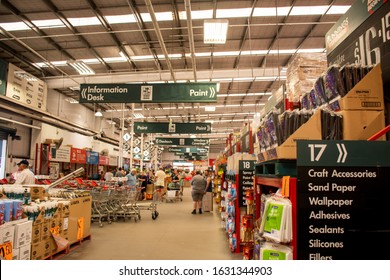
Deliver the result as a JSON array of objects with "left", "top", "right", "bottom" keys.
[
  {"left": 134, "top": 122, "right": 211, "bottom": 134},
  {"left": 168, "top": 147, "right": 208, "bottom": 153},
  {"left": 79, "top": 82, "right": 217, "bottom": 103},
  {"left": 155, "top": 137, "right": 209, "bottom": 146}
]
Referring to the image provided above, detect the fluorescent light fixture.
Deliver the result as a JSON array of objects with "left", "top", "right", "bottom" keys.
[
  {"left": 132, "top": 113, "right": 144, "bottom": 119},
  {"left": 14, "top": 71, "right": 38, "bottom": 81},
  {"left": 65, "top": 98, "right": 79, "bottom": 104},
  {"left": 217, "top": 8, "right": 251, "bottom": 18},
  {"left": 204, "top": 19, "right": 229, "bottom": 44},
  {"left": 68, "top": 60, "right": 95, "bottom": 75},
  {"left": 205, "top": 120, "right": 214, "bottom": 124},
  {"left": 190, "top": 134, "right": 196, "bottom": 139},
  {"left": 107, "top": 120, "right": 116, "bottom": 125},
  {"left": 95, "top": 109, "right": 103, "bottom": 117},
  {"left": 205, "top": 106, "right": 216, "bottom": 112},
  {"left": 69, "top": 86, "right": 80, "bottom": 91}
]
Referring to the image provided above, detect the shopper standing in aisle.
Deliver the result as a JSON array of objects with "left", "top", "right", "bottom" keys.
[
  {"left": 14, "top": 160, "right": 35, "bottom": 185},
  {"left": 104, "top": 169, "right": 113, "bottom": 182},
  {"left": 155, "top": 167, "right": 166, "bottom": 201},
  {"left": 190, "top": 170, "right": 207, "bottom": 214},
  {"left": 115, "top": 167, "right": 125, "bottom": 186},
  {"left": 138, "top": 170, "right": 148, "bottom": 200},
  {"left": 203, "top": 170, "right": 212, "bottom": 192},
  {"left": 126, "top": 168, "right": 137, "bottom": 189}
]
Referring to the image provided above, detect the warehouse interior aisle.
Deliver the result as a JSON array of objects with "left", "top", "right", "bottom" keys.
[{"left": 61, "top": 188, "right": 242, "bottom": 260}]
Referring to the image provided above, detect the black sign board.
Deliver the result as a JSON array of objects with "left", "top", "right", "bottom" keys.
[
  {"left": 297, "top": 140, "right": 390, "bottom": 260},
  {"left": 238, "top": 160, "right": 255, "bottom": 207},
  {"left": 327, "top": 2, "right": 390, "bottom": 99}
]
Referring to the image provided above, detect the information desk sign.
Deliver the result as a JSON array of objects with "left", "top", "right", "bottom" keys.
[
  {"left": 238, "top": 160, "right": 255, "bottom": 207},
  {"left": 296, "top": 140, "right": 390, "bottom": 260}
]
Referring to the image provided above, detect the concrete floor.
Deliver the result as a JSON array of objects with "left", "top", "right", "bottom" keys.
[{"left": 61, "top": 188, "right": 242, "bottom": 260}]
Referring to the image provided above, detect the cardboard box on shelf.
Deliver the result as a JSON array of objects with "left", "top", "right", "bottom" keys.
[
  {"left": 30, "top": 243, "right": 42, "bottom": 260},
  {"left": 342, "top": 110, "right": 386, "bottom": 140},
  {"left": 18, "top": 243, "right": 31, "bottom": 260},
  {"left": 30, "top": 239, "right": 51, "bottom": 260},
  {"left": 0, "top": 224, "right": 15, "bottom": 244},
  {"left": 260, "top": 109, "right": 322, "bottom": 162},
  {"left": 12, "top": 247, "right": 19, "bottom": 260},
  {"left": 41, "top": 239, "right": 51, "bottom": 259},
  {"left": 40, "top": 220, "right": 51, "bottom": 241},
  {"left": 32, "top": 208, "right": 46, "bottom": 225},
  {"left": 67, "top": 196, "right": 92, "bottom": 244},
  {"left": 31, "top": 223, "right": 41, "bottom": 245},
  {"left": 337, "top": 64, "right": 384, "bottom": 111},
  {"left": 29, "top": 186, "right": 47, "bottom": 201},
  {"left": 13, "top": 220, "right": 32, "bottom": 249}
]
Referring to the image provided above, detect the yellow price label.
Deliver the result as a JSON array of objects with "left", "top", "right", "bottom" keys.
[
  {"left": 0, "top": 242, "right": 13, "bottom": 260},
  {"left": 50, "top": 226, "right": 60, "bottom": 235}
]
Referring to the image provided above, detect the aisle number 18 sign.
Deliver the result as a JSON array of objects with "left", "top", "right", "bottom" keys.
[{"left": 238, "top": 160, "right": 255, "bottom": 207}]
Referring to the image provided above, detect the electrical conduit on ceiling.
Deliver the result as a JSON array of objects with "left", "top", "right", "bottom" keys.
[{"left": 0, "top": 97, "right": 119, "bottom": 146}]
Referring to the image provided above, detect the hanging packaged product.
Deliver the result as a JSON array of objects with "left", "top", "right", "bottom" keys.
[
  {"left": 259, "top": 196, "right": 292, "bottom": 243},
  {"left": 323, "top": 65, "right": 346, "bottom": 101},
  {"left": 260, "top": 242, "right": 293, "bottom": 260},
  {"left": 313, "top": 76, "right": 327, "bottom": 107}
]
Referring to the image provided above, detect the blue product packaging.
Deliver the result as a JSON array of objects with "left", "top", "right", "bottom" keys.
[
  {"left": 0, "top": 201, "right": 4, "bottom": 225},
  {"left": 13, "top": 200, "right": 24, "bottom": 220},
  {"left": 4, "top": 200, "right": 13, "bottom": 222}
]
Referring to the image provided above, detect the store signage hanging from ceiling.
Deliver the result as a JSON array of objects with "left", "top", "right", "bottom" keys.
[
  {"left": 134, "top": 122, "right": 211, "bottom": 134},
  {"left": 168, "top": 147, "right": 208, "bottom": 153},
  {"left": 155, "top": 137, "right": 209, "bottom": 146},
  {"left": 5, "top": 63, "right": 47, "bottom": 111},
  {"left": 79, "top": 83, "right": 218, "bottom": 103}
]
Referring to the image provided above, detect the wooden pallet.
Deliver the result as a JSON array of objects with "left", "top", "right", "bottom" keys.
[
  {"left": 44, "top": 245, "right": 70, "bottom": 260},
  {"left": 255, "top": 159, "right": 297, "bottom": 177},
  {"left": 69, "top": 234, "right": 92, "bottom": 251}
]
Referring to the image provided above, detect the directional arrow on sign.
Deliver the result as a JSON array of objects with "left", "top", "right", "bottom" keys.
[
  {"left": 336, "top": 143, "right": 348, "bottom": 163},
  {"left": 123, "top": 143, "right": 130, "bottom": 151}
]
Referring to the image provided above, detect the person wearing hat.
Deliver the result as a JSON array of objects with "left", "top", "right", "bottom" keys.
[{"left": 14, "top": 160, "right": 35, "bottom": 185}]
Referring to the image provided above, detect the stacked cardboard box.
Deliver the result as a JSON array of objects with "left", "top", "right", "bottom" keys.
[
  {"left": 0, "top": 219, "right": 32, "bottom": 260},
  {"left": 334, "top": 64, "right": 386, "bottom": 140},
  {"left": 286, "top": 53, "right": 327, "bottom": 102}
]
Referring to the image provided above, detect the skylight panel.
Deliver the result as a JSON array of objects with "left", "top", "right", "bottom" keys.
[
  {"left": 216, "top": 8, "right": 251, "bottom": 19},
  {"left": 252, "top": 7, "right": 290, "bottom": 17},
  {"left": 179, "top": 10, "right": 213, "bottom": 20},
  {"left": 290, "top": 6, "right": 329, "bottom": 16},
  {"left": 0, "top": 22, "right": 30, "bottom": 31},
  {"left": 105, "top": 14, "right": 137, "bottom": 24},
  {"left": 32, "top": 19, "right": 64, "bottom": 29},
  {"left": 326, "top": 5, "right": 351, "bottom": 15},
  {"left": 68, "top": 16, "right": 100, "bottom": 27}
]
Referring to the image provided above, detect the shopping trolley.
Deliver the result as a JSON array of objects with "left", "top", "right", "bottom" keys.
[
  {"left": 91, "top": 188, "right": 113, "bottom": 227},
  {"left": 135, "top": 189, "right": 159, "bottom": 220},
  {"left": 116, "top": 187, "right": 140, "bottom": 222},
  {"left": 165, "top": 182, "right": 183, "bottom": 202}
]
